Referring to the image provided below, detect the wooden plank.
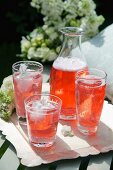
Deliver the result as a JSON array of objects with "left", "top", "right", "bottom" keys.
[
  {"left": 17, "top": 164, "right": 26, "bottom": 170},
  {"left": 56, "top": 158, "right": 82, "bottom": 170},
  {"left": 79, "top": 156, "right": 90, "bottom": 170},
  {"left": 110, "top": 151, "right": 113, "bottom": 170},
  {"left": 0, "top": 144, "right": 20, "bottom": 170},
  {"left": 87, "top": 152, "right": 113, "bottom": 170},
  {"left": 0, "top": 139, "right": 10, "bottom": 159}
]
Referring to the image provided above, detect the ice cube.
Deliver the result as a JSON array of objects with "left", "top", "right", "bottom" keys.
[
  {"left": 41, "top": 98, "right": 56, "bottom": 110},
  {"left": 32, "top": 101, "right": 43, "bottom": 109},
  {"left": 81, "top": 75, "right": 103, "bottom": 86},
  {"left": 19, "top": 63, "right": 27, "bottom": 75},
  {"left": 53, "top": 56, "right": 86, "bottom": 71},
  {"left": 16, "top": 75, "right": 32, "bottom": 92},
  {"left": 47, "top": 101, "right": 56, "bottom": 109},
  {"left": 32, "top": 99, "right": 56, "bottom": 111},
  {"left": 31, "top": 101, "right": 44, "bottom": 119}
]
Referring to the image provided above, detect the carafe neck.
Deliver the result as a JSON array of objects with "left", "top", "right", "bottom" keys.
[{"left": 58, "top": 27, "right": 83, "bottom": 59}]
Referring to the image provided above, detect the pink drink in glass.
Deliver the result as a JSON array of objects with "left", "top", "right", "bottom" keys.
[
  {"left": 12, "top": 61, "right": 43, "bottom": 122},
  {"left": 76, "top": 68, "right": 107, "bottom": 135},
  {"left": 25, "top": 94, "right": 62, "bottom": 147}
]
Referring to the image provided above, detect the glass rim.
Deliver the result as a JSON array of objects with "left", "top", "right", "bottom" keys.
[
  {"left": 12, "top": 60, "right": 43, "bottom": 72},
  {"left": 25, "top": 94, "right": 62, "bottom": 112},
  {"left": 60, "top": 27, "right": 84, "bottom": 36},
  {"left": 76, "top": 68, "right": 107, "bottom": 81}
]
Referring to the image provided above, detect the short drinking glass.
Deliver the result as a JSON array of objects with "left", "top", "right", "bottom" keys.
[
  {"left": 25, "top": 94, "right": 62, "bottom": 147},
  {"left": 76, "top": 68, "right": 107, "bottom": 135},
  {"left": 12, "top": 61, "right": 43, "bottom": 124}
]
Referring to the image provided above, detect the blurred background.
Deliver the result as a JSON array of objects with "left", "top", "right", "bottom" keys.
[{"left": 0, "top": 0, "right": 113, "bottom": 85}]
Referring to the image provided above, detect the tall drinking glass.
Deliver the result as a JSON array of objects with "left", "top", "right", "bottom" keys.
[
  {"left": 25, "top": 94, "right": 62, "bottom": 147},
  {"left": 76, "top": 68, "right": 107, "bottom": 135},
  {"left": 12, "top": 61, "right": 43, "bottom": 124}
]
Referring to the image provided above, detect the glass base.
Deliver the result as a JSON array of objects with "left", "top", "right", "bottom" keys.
[
  {"left": 60, "top": 108, "right": 76, "bottom": 120},
  {"left": 30, "top": 141, "right": 54, "bottom": 148},
  {"left": 29, "top": 136, "right": 55, "bottom": 148},
  {"left": 77, "top": 123, "right": 97, "bottom": 135},
  {"left": 60, "top": 114, "right": 76, "bottom": 120},
  {"left": 18, "top": 117, "right": 27, "bottom": 125}
]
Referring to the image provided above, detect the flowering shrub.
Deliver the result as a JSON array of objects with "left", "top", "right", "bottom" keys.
[
  {"left": 0, "top": 75, "right": 15, "bottom": 121},
  {"left": 20, "top": 0, "right": 104, "bottom": 62}
]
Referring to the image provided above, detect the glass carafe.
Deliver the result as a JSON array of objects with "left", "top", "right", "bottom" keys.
[{"left": 50, "top": 27, "right": 88, "bottom": 120}]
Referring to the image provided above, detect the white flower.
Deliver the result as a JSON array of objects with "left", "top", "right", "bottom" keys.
[
  {"left": 78, "top": 0, "right": 96, "bottom": 16},
  {"left": 61, "top": 125, "right": 74, "bottom": 137},
  {"left": 21, "top": 37, "right": 31, "bottom": 53},
  {"left": 1, "top": 75, "right": 13, "bottom": 93},
  {"left": 45, "top": 27, "right": 55, "bottom": 36},
  {"left": 28, "top": 47, "right": 57, "bottom": 62},
  {"left": 20, "top": 0, "right": 105, "bottom": 62},
  {"left": 27, "top": 47, "right": 36, "bottom": 59}
]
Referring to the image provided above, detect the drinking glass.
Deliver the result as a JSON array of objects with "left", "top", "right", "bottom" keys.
[
  {"left": 76, "top": 68, "right": 107, "bottom": 135},
  {"left": 25, "top": 94, "right": 62, "bottom": 147},
  {"left": 12, "top": 61, "right": 43, "bottom": 124}
]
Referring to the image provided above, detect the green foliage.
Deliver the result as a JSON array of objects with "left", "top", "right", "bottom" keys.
[
  {"left": 0, "top": 76, "right": 15, "bottom": 121},
  {"left": 0, "top": 90, "right": 13, "bottom": 121}
]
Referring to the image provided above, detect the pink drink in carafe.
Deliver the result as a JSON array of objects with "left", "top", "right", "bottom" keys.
[
  {"left": 50, "top": 27, "right": 87, "bottom": 120},
  {"left": 50, "top": 57, "right": 88, "bottom": 120}
]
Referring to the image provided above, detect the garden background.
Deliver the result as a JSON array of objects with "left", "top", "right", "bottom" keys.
[{"left": 0, "top": 0, "right": 113, "bottom": 85}]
